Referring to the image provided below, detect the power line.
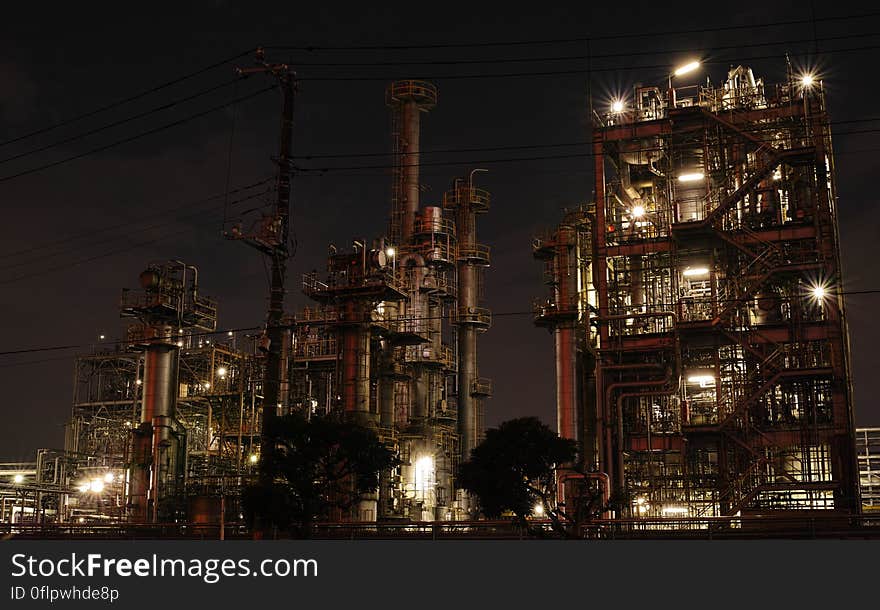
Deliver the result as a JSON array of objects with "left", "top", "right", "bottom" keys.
[
  {"left": 0, "top": 85, "right": 276, "bottom": 184},
  {"left": 284, "top": 31, "right": 880, "bottom": 67},
  {"left": 290, "top": 129, "right": 880, "bottom": 174},
  {"left": 290, "top": 117, "right": 880, "bottom": 162},
  {"left": 292, "top": 44, "right": 880, "bottom": 81},
  {"left": 0, "top": 48, "right": 256, "bottom": 149},
  {"left": 3, "top": 290, "right": 879, "bottom": 360},
  {"left": 0, "top": 187, "right": 272, "bottom": 272},
  {"left": 0, "top": 78, "right": 242, "bottom": 167},
  {"left": 0, "top": 188, "right": 272, "bottom": 284},
  {"left": 0, "top": 176, "right": 274, "bottom": 260},
  {"left": 265, "top": 11, "right": 880, "bottom": 51}
]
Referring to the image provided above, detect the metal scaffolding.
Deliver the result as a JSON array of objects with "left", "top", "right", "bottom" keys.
[
  {"left": 857, "top": 427, "right": 880, "bottom": 512},
  {"left": 287, "top": 80, "right": 492, "bottom": 522},
  {"left": 537, "top": 63, "right": 860, "bottom": 522}
]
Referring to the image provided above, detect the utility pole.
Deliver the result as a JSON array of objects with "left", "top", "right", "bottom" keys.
[{"left": 227, "top": 48, "right": 295, "bottom": 488}]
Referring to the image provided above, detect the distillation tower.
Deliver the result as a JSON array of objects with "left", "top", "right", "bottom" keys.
[
  {"left": 536, "top": 63, "right": 859, "bottom": 520},
  {"left": 55, "top": 261, "right": 263, "bottom": 523},
  {"left": 291, "top": 80, "right": 492, "bottom": 521}
]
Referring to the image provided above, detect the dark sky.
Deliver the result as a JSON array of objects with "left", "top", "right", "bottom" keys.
[{"left": 1, "top": 2, "right": 878, "bottom": 460}]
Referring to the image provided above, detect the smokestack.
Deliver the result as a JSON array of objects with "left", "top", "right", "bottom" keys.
[{"left": 386, "top": 81, "right": 437, "bottom": 245}]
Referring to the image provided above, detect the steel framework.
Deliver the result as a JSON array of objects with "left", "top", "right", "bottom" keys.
[{"left": 538, "top": 63, "right": 859, "bottom": 520}]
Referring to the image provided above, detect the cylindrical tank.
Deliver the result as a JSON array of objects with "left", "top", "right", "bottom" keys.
[{"left": 130, "top": 330, "right": 179, "bottom": 522}]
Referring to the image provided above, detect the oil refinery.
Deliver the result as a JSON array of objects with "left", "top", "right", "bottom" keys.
[{"left": 0, "top": 56, "right": 877, "bottom": 539}]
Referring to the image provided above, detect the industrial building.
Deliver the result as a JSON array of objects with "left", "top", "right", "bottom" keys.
[
  {"left": 0, "top": 58, "right": 872, "bottom": 535},
  {"left": 291, "top": 80, "right": 491, "bottom": 521},
  {"left": 535, "top": 61, "right": 861, "bottom": 519},
  {"left": 0, "top": 80, "right": 493, "bottom": 526}
]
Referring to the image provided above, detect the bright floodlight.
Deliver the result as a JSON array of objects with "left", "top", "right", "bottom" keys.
[
  {"left": 216, "top": 366, "right": 228, "bottom": 378},
  {"left": 631, "top": 205, "right": 646, "bottom": 219},
  {"left": 89, "top": 479, "right": 105, "bottom": 493},
  {"left": 687, "top": 374, "right": 716, "bottom": 387},
  {"left": 682, "top": 267, "right": 710, "bottom": 277},
  {"left": 533, "top": 503, "right": 545, "bottom": 516},
  {"left": 611, "top": 99, "right": 625, "bottom": 113},
  {"left": 249, "top": 454, "right": 258, "bottom": 464},
  {"left": 678, "top": 172, "right": 705, "bottom": 183},
  {"left": 227, "top": 331, "right": 234, "bottom": 337},
  {"left": 801, "top": 74, "right": 815, "bottom": 88},
  {"left": 13, "top": 474, "right": 24, "bottom": 484},
  {"left": 811, "top": 285, "right": 827, "bottom": 301},
  {"left": 674, "top": 60, "right": 700, "bottom": 77},
  {"left": 204, "top": 382, "right": 211, "bottom": 389},
  {"left": 386, "top": 247, "right": 396, "bottom": 258}
]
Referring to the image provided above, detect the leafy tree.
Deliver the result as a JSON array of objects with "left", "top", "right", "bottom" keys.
[
  {"left": 243, "top": 413, "right": 397, "bottom": 538},
  {"left": 456, "top": 417, "right": 577, "bottom": 536}
]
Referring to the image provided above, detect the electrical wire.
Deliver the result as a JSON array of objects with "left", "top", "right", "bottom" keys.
[
  {"left": 0, "top": 79, "right": 242, "bottom": 167},
  {"left": 0, "top": 48, "right": 256, "bottom": 148},
  {"left": 289, "top": 43, "right": 880, "bottom": 81},
  {"left": 289, "top": 116, "right": 880, "bottom": 162},
  {"left": 1, "top": 113, "right": 870, "bottom": 272},
  {"left": 0, "top": 187, "right": 273, "bottom": 272},
  {"left": 0, "top": 187, "right": 272, "bottom": 284},
  {"left": 0, "top": 176, "right": 274, "bottom": 260},
  {"left": 0, "top": 84, "right": 276, "bottom": 184},
  {"left": 2, "top": 289, "right": 879, "bottom": 361},
  {"left": 265, "top": 10, "right": 880, "bottom": 51},
  {"left": 283, "top": 31, "right": 880, "bottom": 68}
]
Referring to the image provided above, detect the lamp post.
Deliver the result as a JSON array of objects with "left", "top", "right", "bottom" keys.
[{"left": 668, "top": 60, "right": 701, "bottom": 109}]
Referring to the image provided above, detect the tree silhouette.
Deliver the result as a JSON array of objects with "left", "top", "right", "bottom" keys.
[
  {"left": 243, "top": 413, "right": 396, "bottom": 538},
  {"left": 457, "top": 417, "right": 577, "bottom": 535}
]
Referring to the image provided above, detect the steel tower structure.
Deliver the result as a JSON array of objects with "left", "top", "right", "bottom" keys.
[{"left": 538, "top": 63, "right": 859, "bottom": 520}]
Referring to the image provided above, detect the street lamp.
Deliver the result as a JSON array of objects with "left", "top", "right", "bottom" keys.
[
  {"left": 668, "top": 60, "right": 701, "bottom": 108},
  {"left": 673, "top": 60, "right": 701, "bottom": 77}
]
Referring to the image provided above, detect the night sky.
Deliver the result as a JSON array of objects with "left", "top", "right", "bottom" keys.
[{"left": 1, "top": 2, "right": 878, "bottom": 460}]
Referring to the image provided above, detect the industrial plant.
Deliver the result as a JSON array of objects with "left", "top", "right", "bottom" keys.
[
  {"left": 535, "top": 61, "right": 861, "bottom": 519},
  {"left": 0, "top": 55, "right": 876, "bottom": 537}
]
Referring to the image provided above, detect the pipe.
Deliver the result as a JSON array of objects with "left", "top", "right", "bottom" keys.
[
  {"left": 341, "top": 301, "right": 371, "bottom": 423},
  {"left": 602, "top": 373, "right": 672, "bottom": 498},
  {"left": 557, "top": 471, "right": 611, "bottom": 521},
  {"left": 613, "top": 378, "right": 675, "bottom": 495},
  {"left": 555, "top": 326, "right": 578, "bottom": 442},
  {"left": 130, "top": 329, "right": 178, "bottom": 522},
  {"left": 401, "top": 99, "right": 420, "bottom": 241},
  {"left": 456, "top": 181, "right": 479, "bottom": 460}
]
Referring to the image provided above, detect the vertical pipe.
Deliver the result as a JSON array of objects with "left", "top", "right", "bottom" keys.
[
  {"left": 457, "top": 191, "right": 477, "bottom": 460},
  {"left": 554, "top": 225, "right": 579, "bottom": 444},
  {"left": 401, "top": 99, "right": 420, "bottom": 242},
  {"left": 592, "top": 134, "right": 610, "bottom": 483},
  {"left": 342, "top": 302, "right": 359, "bottom": 416},
  {"left": 555, "top": 326, "right": 578, "bottom": 442},
  {"left": 279, "top": 327, "right": 291, "bottom": 413},
  {"left": 379, "top": 346, "right": 396, "bottom": 427},
  {"left": 130, "top": 330, "right": 178, "bottom": 522},
  {"left": 341, "top": 301, "right": 372, "bottom": 425}
]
